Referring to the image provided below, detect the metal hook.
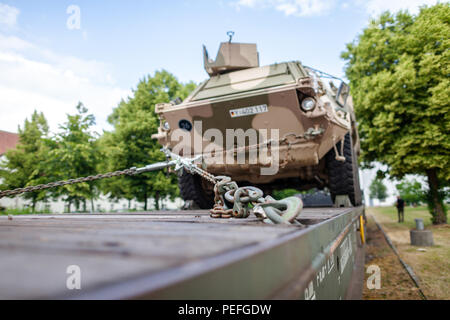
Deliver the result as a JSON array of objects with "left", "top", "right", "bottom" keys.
[{"left": 227, "top": 31, "right": 235, "bottom": 43}]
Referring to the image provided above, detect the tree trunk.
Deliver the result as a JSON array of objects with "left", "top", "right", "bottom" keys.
[
  {"left": 426, "top": 168, "right": 447, "bottom": 225},
  {"left": 90, "top": 199, "right": 94, "bottom": 213},
  {"left": 155, "top": 192, "right": 160, "bottom": 211},
  {"left": 32, "top": 198, "right": 36, "bottom": 213},
  {"left": 144, "top": 189, "right": 148, "bottom": 211},
  {"left": 128, "top": 199, "right": 131, "bottom": 210}
]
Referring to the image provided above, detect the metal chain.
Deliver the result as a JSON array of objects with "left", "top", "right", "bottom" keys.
[
  {"left": 162, "top": 148, "right": 217, "bottom": 185},
  {"left": 0, "top": 147, "right": 304, "bottom": 225},
  {"left": 0, "top": 147, "right": 210, "bottom": 199},
  {"left": 0, "top": 148, "right": 183, "bottom": 199},
  {"left": 162, "top": 149, "right": 304, "bottom": 225},
  {"left": 0, "top": 168, "right": 138, "bottom": 199},
  {"left": 184, "top": 165, "right": 217, "bottom": 185}
]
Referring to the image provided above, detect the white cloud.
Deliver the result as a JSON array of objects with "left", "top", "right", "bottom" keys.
[
  {"left": 233, "top": 0, "right": 336, "bottom": 16},
  {"left": 360, "top": 0, "right": 444, "bottom": 15},
  {"left": 231, "top": 0, "right": 448, "bottom": 17},
  {"left": 0, "top": 3, "right": 19, "bottom": 28},
  {"left": 0, "top": 33, "right": 131, "bottom": 134}
]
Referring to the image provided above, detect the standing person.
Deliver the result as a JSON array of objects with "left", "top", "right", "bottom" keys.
[{"left": 396, "top": 196, "right": 405, "bottom": 223}]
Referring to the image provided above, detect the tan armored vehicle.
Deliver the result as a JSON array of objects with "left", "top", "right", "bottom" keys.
[{"left": 153, "top": 39, "right": 362, "bottom": 208}]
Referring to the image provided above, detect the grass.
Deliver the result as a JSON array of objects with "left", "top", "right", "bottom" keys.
[
  {"left": 367, "top": 206, "right": 450, "bottom": 300},
  {"left": 0, "top": 208, "right": 51, "bottom": 216},
  {"left": 369, "top": 205, "right": 434, "bottom": 229}
]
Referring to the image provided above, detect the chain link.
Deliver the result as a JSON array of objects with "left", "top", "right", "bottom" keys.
[
  {"left": 0, "top": 147, "right": 304, "bottom": 225},
  {"left": 162, "top": 148, "right": 217, "bottom": 185},
  {"left": 185, "top": 165, "right": 217, "bottom": 185},
  {"left": 0, "top": 148, "right": 181, "bottom": 199},
  {"left": 163, "top": 149, "right": 304, "bottom": 225},
  {"left": 0, "top": 168, "right": 138, "bottom": 199},
  {"left": 0, "top": 147, "right": 202, "bottom": 199}
]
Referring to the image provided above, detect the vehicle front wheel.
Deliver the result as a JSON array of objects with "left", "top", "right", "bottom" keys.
[
  {"left": 178, "top": 169, "right": 215, "bottom": 209},
  {"left": 325, "top": 133, "right": 362, "bottom": 206}
]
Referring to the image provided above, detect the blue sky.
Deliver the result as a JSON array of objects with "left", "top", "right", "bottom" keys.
[
  {"left": 2, "top": 0, "right": 371, "bottom": 89},
  {"left": 0, "top": 0, "right": 443, "bottom": 132},
  {"left": 0, "top": 0, "right": 443, "bottom": 203}
]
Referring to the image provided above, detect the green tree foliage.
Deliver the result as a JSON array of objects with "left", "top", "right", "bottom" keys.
[
  {"left": 47, "top": 103, "right": 100, "bottom": 212},
  {"left": 395, "top": 178, "right": 425, "bottom": 206},
  {"left": 273, "top": 189, "right": 301, "bottom": 200},
  {"left": 369, "top": 178, "right": 388, "bottom": 202},
  {"left": 100, "top": 70, "right": 196, "bottom": 210},
  {"left": 0, "top": 111, "right": 51, "bottom": 212},
  {"left": 342, "top": 4, "right": 449, "bottom": 224}
]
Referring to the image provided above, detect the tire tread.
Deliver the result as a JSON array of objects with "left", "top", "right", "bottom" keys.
[{"left": 178, "top": 170, "right": 214, "bottom": 209}]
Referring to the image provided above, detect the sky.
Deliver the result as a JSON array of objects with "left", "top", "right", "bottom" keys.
[{"left": 0, "top": 0, "right": 443, "bottom": 203}]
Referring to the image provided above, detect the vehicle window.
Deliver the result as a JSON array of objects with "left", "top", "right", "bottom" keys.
[{"left": 336, "top": 82, "right": 350, "bottom": 107}]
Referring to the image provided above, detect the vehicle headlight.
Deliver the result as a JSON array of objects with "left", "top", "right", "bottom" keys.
[
  {"left": 301, "top": 97, "right": 316, "bottom": 112},
  {"left": 163, "top": 121, "right": 170, "bottom": 130}
]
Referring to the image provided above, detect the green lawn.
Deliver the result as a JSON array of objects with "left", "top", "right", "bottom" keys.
[
  {"left": 0, "top": 208, "right": 51, "bottom": 216},
  {"left": 368, "top": 206, "right": 450, "bottom": 299},
  {"left": 370, "top": 205, "right": 433, "bottom": 230}
]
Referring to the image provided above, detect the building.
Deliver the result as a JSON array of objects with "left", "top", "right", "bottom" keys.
[
  {"left": 0, "top": 130, "right": 23, "bottom": 210},
  {"left": 0, "top": 130, "right": 19, "bottom": 156}
]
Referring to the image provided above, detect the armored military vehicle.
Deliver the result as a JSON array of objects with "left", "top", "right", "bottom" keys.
[
  {"left": 0, "top": 36, "right": 366, "bottom": 300},
  {"left": 153, "top": 38, "right": 362, "bottom": 209}
]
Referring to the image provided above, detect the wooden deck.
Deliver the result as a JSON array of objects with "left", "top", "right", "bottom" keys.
[{"left": 0, "top": 208, "right": 359, "bottom": 299}]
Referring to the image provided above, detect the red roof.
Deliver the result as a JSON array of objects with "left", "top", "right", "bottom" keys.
[{"left": 0, "top": 130, "right": 19, "bottom": 155}]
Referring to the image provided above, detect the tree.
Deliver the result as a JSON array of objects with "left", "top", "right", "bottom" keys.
[
  {"left": 101, "top": 70, "right": 196, "bottom": 210},
  {"left": 273, "top": 189, "right": 300, "bottom": 200},
  {"left": 0, "top": 111, "right": 51, "bottom": 212},
  {"left": 342, "top": 4, "right": 449, "bottom": 224},
  {"left": 396, "top": 178, "right": 424, "bottom": 206},
  {"left": 97, "top": 131, "right": 135, "bottom": 207},
  {"left": 369, "top": 178, "right": 388, "bottom": 202},
  {"left": 47, "top": 103, "right": 100, "bottom": 212}
]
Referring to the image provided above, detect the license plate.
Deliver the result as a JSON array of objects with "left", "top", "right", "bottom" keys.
[{"left": 229, "top": 104, "right": 268, "bottom": 118}]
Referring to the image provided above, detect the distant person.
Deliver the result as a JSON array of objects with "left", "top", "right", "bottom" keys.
[{"left": 396, "top": 196, "right": 405, "bottom": 223}]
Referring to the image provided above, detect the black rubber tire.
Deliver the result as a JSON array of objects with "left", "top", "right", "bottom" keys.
[
  {"left": 178, "top": 169, "right": 215, "bottom": 209},
  {"left": 325, "top": 133, "right": 361, "bottom": 206}
]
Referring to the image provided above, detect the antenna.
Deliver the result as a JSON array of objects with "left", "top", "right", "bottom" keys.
[{"left": 227, "top": 31, "right": 235, "bottom": 43}]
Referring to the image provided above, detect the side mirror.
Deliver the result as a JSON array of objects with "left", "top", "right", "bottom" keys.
[{"left": 336, "top": 82, "right": 350, "bottom": 108}]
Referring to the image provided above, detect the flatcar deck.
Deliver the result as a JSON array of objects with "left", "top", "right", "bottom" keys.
[{"left": 0, "top": 207, "right": 364, "bottom": 299}]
